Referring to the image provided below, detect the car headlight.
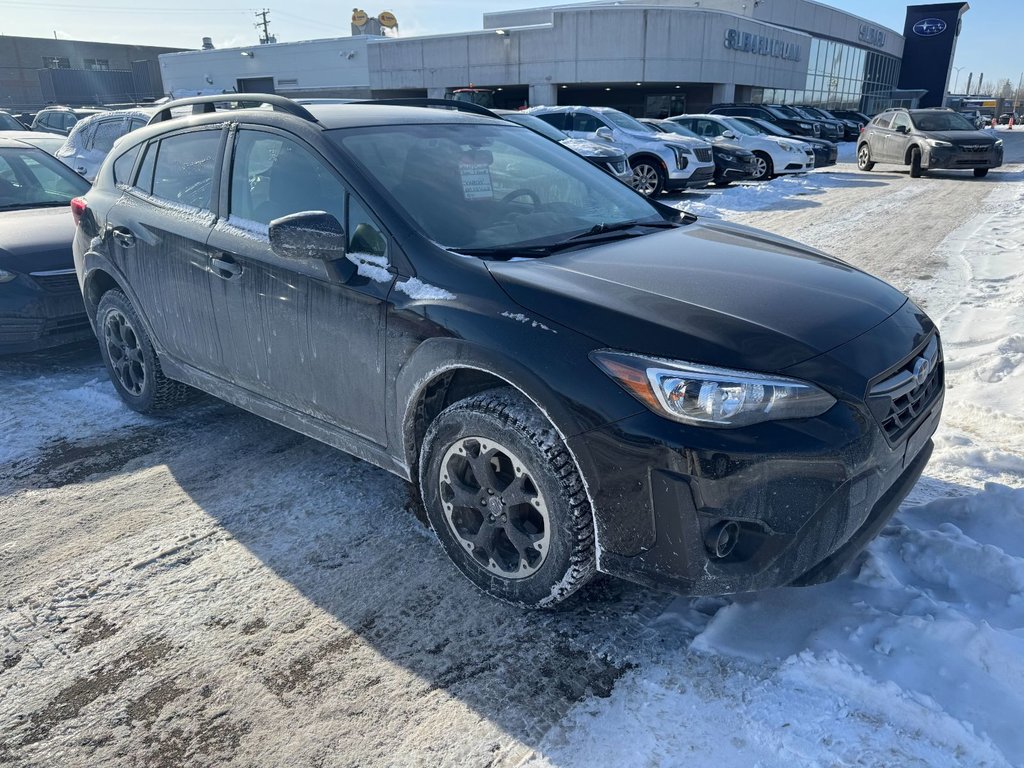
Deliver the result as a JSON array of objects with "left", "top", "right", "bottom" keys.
[
  {"left": 926, "top": 138, "right": 953, "bottom": 148},
  {"left": 0, "top": 268, "right": 17, "bottom": 283},
  {"left": 798, "top": 122, "right": 812, "bottom": 130},
  {"left": 717, "top": 151, "right": 735, "bottom": 161},
  {"left": 995, "top": 139, "right": 1004, "bottom": 147},
  {"left": 591, "top": 351, "right": 836, "bottom": 428},
  {"left": 777, "top": 142, "right": 798, "bottom": 153}
]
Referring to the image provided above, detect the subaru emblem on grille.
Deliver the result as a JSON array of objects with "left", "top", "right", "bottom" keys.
[{"left": 912, "top": 357, "right": 931, "bottom": 386}]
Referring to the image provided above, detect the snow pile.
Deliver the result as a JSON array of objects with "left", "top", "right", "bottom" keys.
[{"left": 673, "top": 167, "right": 870, "bottom": 218}]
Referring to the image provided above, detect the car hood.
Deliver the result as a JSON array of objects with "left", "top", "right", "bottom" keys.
[
  {"left": 560, "top": 137, "right": 625, "bottom": 159},
  {"left": 921, "top": 130, "right": 998, "bottom": 145},
  {"left": 0, "top": 207, "right": 77, "bottom": 273},
  {"left": 487, "top": 218, "right": 908, "bottom": 373},
  {"left": 628, "top": 129, "right": 709, "bottom": 150},
  {"left": 712, "top": 141, "right": 751, "bottom": 156}
]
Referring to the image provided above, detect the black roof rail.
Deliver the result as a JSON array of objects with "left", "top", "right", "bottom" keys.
[
  {"left": 342, "top": 98, "right": 500, "bottom": 119},
  {"left": 147, "top": 93, "right": 318, "bottom": 125}
]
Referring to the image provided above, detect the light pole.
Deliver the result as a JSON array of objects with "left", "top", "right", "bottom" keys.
[{"left": 952, "top": 66, "right": 965, "bottom": 94}]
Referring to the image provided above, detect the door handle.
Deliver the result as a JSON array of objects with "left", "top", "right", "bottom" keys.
[
  {"left": 111, "top": 227, "right": 135, "bottom": 248},
  {"left": 211, "top": 255, "right": 242, "bottom": 278}
]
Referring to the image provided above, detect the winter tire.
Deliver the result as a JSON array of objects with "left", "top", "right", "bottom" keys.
[
  {"left": 857, "top": 143, "right": 875, "bottom": 171},
  {"left": 750, "top": 152, "right": 773, "bottom": 180},
  {"left": 630, "top": 160, "right": 666, "bottom": 197},
  {"left": 974, "top": 168, "right": 989, "bottom": 178},
  {"left": 419, "top": 387, "right": 596, "bottom": 608},
  {"left": 96, "top": 289, "right": 192, "bottom": 414},
  {"left": 909, "top": 147, "right": 923, "bottom": 178}
]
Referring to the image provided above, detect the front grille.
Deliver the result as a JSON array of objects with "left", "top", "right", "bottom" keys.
[
  {"left": 959, "top": 144, "right": 991, "bottom": 153},
  {"left": 30, "top": 270, "right": 79, "bottom": 293},
  {"left": 868, "top": 336, "right": 943, "bottom": 444},
  {"left": 606, "top": 159, "right": 628, "bottom": 175},
  {"left": 695, "top": 148, "right": 713, "bottom": 163}
]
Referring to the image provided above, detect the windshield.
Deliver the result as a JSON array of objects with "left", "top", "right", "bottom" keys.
[
  {"left": 330, "top": 122, "right": 664, "bottom": 252},
  {"left": 746, "top": 118, "right": 787, "bottom": 137},
  {"left": 600, "top": 110, "right": 650, "bottom": 133},
  {"left": 0, "top": 113, "right": 25, "bottom": 131},
  {"left": 658, "top": 122, "right": 701, "bottom": 139},
  {"left": 0, "top": 145, "right": 90, "bottom": 210},
  {"left": 763, "top": 106, "right": 792, "bottom": 120},
  {"left": 718, "top": 116, "right": 759, "bottom": 137},
  {"left": 502, "top": 113, "right": 567, "bottom": 142},
  {"left": 910, "top": 111, "right": 977, "bottom": 131}
]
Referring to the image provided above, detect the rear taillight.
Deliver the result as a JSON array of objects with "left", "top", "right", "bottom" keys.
[{"left": 70, "top": 197, "right": 87, "bottom": 226}]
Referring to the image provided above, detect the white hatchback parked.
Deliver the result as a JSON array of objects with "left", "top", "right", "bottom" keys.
[
  {"left": 668, "top": 114, "right": 815, "bottom": 180},
  {"left": 56, "top": 109, "right": 152, "bottom": 182}
]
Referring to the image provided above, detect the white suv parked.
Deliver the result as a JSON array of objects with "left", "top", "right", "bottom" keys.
[
  {"left": 528, "top": 106, "right": 716, "bottom": 196},
  {"left": 668, "top": 114, "right": 815, "bottom": 180},
  {"left": 56, "top": 108, "right": 151, "bottom": 181}
]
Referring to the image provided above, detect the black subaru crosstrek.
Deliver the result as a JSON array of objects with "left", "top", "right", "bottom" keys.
[
  {"left": 71, "top": 95, "right": 944, "bottom": 607},
  {"left": 858, "top": 107, "right": 1003, "bottom": 178}
]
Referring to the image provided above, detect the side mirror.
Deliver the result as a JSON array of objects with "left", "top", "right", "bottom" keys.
[
  {"left": 269, "top": 211, "right": 347, "bottom": 261},
  {"left": 722, "top": 130, "right": 736, "bottom": 139},
  {"left": 594, "top": 127, "right": 613, "bottom": 141},
  {"left": 895, "top": 124, "right": 909, "bottom": 134}
]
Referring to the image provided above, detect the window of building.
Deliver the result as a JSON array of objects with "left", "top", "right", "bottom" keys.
[
  {"left": 84, "top": 58, "right": 110, "bottom": 71},
  {"left": 42, "top": 56, "right": 70, "bottom": 69}
]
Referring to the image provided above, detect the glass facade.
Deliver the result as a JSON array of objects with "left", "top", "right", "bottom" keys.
[{"left": 749, "top": 37, "right": 901, "bottom": 114}]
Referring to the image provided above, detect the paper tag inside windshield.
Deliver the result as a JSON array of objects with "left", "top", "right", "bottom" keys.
[{"left": 460, "top": 164, "right": 493, "bottom": 199}]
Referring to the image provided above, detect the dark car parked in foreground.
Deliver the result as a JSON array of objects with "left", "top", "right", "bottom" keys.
[
  {"left": 731, "top": 116, "right": 837, "bottom": 169},
  {"left": 858, "top": 107, "right": 1003, "bottom": 178},
  {"left": 72, "top": 95, "right": 943, "bottom": 607},
  {"left": 0, "top": 111, "right": 29, "bottom": 132},
  {"left": 0, "top": 138, "right": 92, "bottom": 353},
  {"left": 639, "top": 118, "right": 758, "bottom": 186}
]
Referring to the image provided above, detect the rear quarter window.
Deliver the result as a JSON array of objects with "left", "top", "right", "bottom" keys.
[{"left": 113, "top": 143, "right": 143, "bottom": 185}]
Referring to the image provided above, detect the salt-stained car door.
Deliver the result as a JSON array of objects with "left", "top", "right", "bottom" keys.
[
  {"left": 110, "top": 127, "right": 227, "bottom": 373},
  {"left": 205, "top": 127, "right": 391, "bottom": 444}
]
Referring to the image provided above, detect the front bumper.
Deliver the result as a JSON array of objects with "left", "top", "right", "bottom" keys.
[
  {"left": 568, "top": 305, "right": 943, "bottom": 596},
  {"left": 715, "top": 154, "right": 758, "bottom": 182},
  {"left": 0, "top": 273, "right": 91, "bottom": 354},
  {"left": 812, "top": 145, "right": 837, "bottom": 167},
  {"left": 667, "top": 164, "right": 716, "bottom": 190},
  {"left": 925, "top": 144, "right": 1004, "bottom": 170}
]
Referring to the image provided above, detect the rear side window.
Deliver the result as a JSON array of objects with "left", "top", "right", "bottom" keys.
[
  {"left": 113, "top": 143, "right": 143, "bottom": 185},
  {"left": 92, "top": 118, "right": 126, "bottom": 153},
  {"left": 150, "top": 130, "right": 222, "bottom": 210}
]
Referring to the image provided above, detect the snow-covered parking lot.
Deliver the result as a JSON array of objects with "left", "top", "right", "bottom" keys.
[{"left": 3, "top": 130, "right": 1024, "bottom": 767}]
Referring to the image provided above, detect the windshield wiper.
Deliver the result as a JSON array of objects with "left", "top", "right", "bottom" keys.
[
  {"left": 568, "top": 219, "right": 677, "bottom": 241},
  {"left": 451, "top": 220, "right": 679, "bottom": 259}
]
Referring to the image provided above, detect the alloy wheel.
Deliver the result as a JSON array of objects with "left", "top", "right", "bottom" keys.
[
  {"left": 631, "top": 164, "right": 660, "bottom": 196},
  {"left": 751, "top": 156, "right": 769, "bottom": 179},
  {"left": 858, "top": 145, "right": 871, "bottom": 169},
  {"left": 438, "top": 436, "right": 551, "bottom": 579},
  {"left": 103, "top": 309, "right": 146, "bottom": 396}
]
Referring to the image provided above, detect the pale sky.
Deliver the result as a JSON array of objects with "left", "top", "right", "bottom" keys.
[{"left": 1, "top": 0, "right": 1019, "bottom": 91}]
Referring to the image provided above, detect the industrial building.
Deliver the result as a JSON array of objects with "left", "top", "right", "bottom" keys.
[
  {"left": 159, "top": 0, "right": 967, "bottom": 116},
  {"left": 0, "top": 36, "right": 183, "bottom": 112}
]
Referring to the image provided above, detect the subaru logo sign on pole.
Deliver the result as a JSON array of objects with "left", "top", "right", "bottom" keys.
[{"left": 913, "top": 18, "right": 947, "bottom": 36}]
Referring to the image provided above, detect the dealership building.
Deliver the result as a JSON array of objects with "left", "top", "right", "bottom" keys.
[{"left": 159, "top": 0, "right": 968, "bottom": 116}]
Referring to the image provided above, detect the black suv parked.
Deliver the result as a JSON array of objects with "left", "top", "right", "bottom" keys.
[
  {"left": 72, "top": 95, "right": 944, "bottom": 607},
  {"left": 709, "top": 104, "right": 820, "bottom": 138},
  {"left": 858, "top": 107, "right": 1003, "bottom": 178}
]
